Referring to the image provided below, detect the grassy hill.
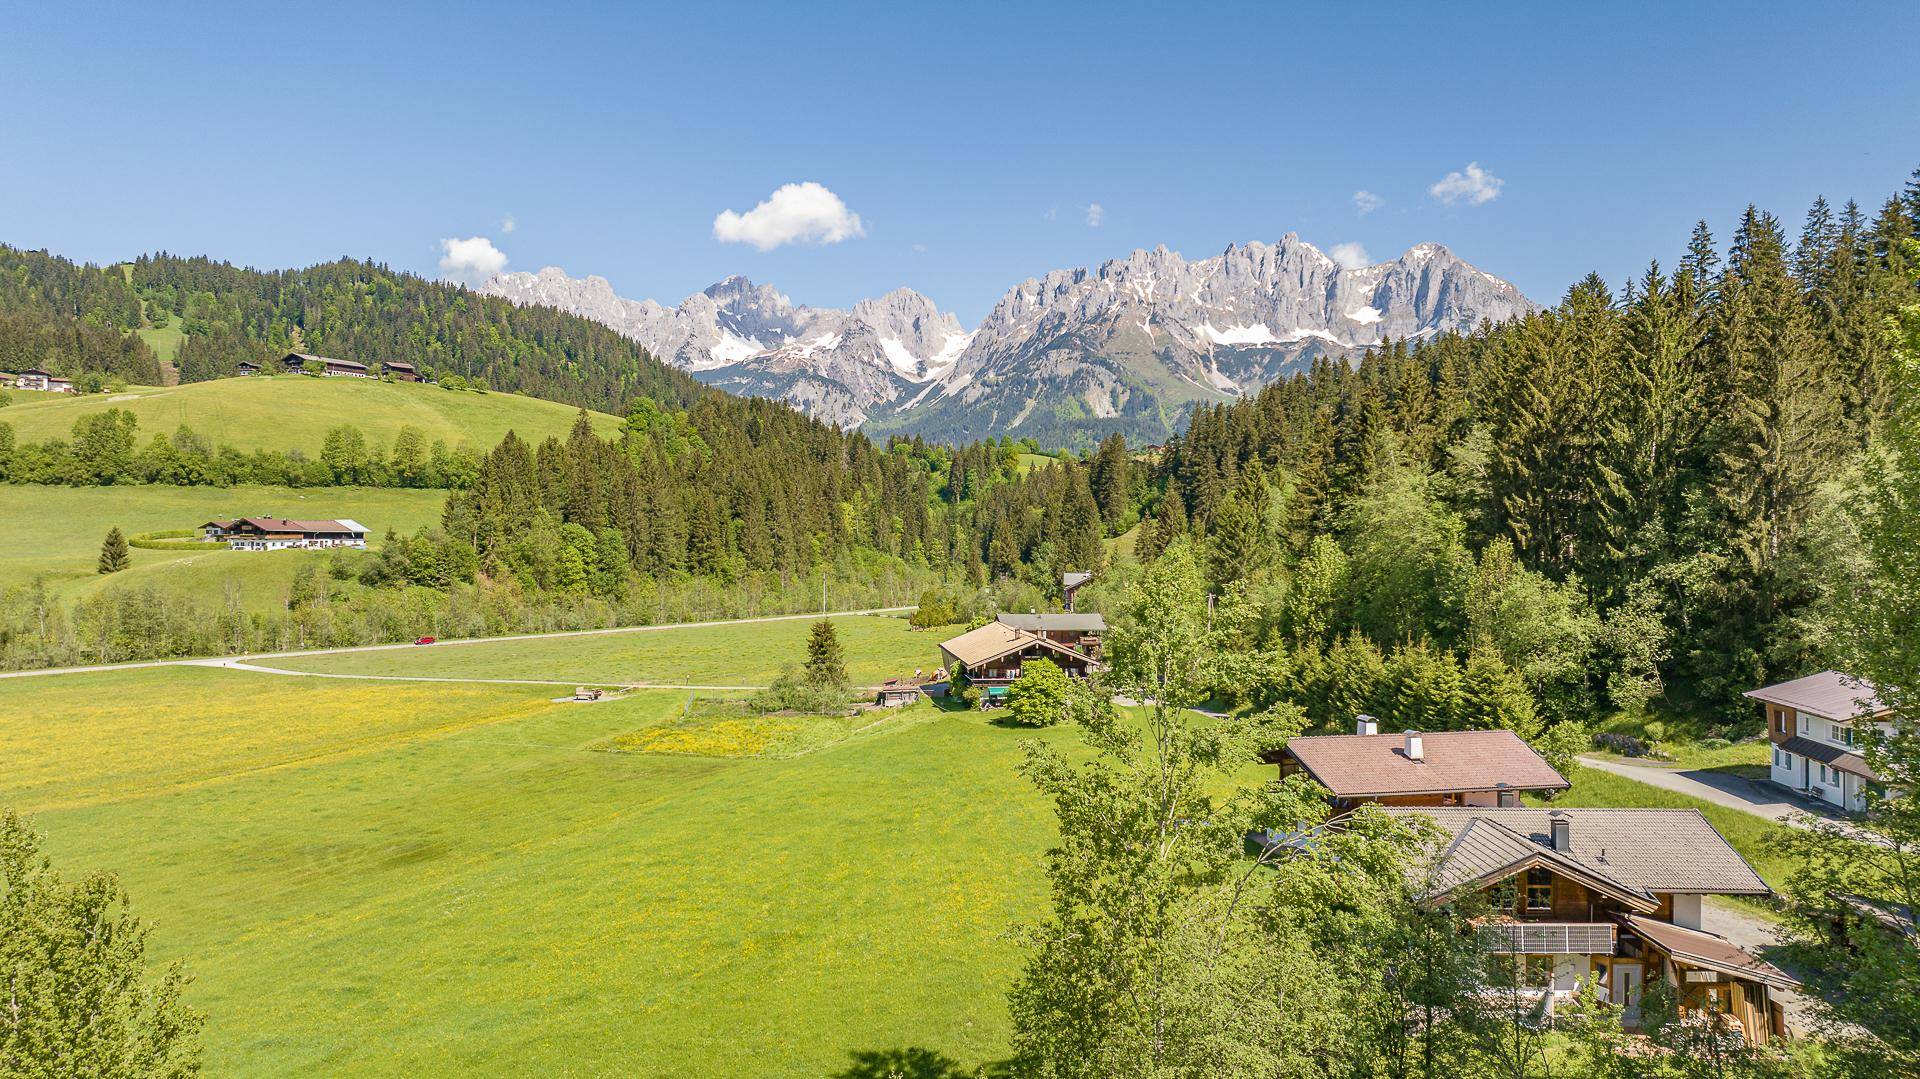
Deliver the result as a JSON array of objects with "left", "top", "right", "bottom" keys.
[
  {"left": 0, "top": 483, "right": 448, "bottom": 610},
  {"left": 0, "top": 375, "right": 623, "bottom": 455}
]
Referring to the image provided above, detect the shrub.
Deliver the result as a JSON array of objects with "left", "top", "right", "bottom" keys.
[
  {"left": 750, "top": 668, "right": 851, "bottom": 715},
  {"left": 1004, "top": 657, "right": 1071, "bottom": 727},
  {"left": 1590, "top": 730, "right": 1647, "bottom": 757},
  {"left": 1532, "top": 719, "right": 1588, "bottom": 779},
  {"left": 128, "top": 529, "right": 225, "bottom": 552},
  {"left": 909, "top": 587, "right": 958, "bottom": 629}
]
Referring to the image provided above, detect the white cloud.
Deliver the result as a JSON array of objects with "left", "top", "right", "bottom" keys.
[
  {"left": 1085, "top": 202, "right": 1105, "bottom": 227},
  {"left": 712, "top": 181, "right": 866, "bottom": 251},
  {"left": 1352, "top": 190, "right": 1383, "bottom": 216},
  {"left": 1429, "top": 162, "right": 1503, "bottom": 205},
  {"left": 437, "top": 236, "right": 507, "bottom": 284},
  {"left": 500, "top": 215, "right": 516, "bottom": 233},
  {"left": 911, "top": 243, "right": 927, "bottom": 253},
  {"left": 1044, "top": 206, "right": 1058, "bottom": 222},
  {"left": 1328, "top": 242, "right": 1371, "bottom": 270}
]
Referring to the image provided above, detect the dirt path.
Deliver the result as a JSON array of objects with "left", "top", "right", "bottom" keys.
[{"left": 0, "top": 607, "right": 913, "bottom": 682}]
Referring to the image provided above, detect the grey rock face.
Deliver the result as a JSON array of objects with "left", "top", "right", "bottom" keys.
[
  {"left": 480, "top": 235, "right": 1532, "bottom": 442},
  {"left": 479, "top": 269, "right": 967, "bottom": 426}
]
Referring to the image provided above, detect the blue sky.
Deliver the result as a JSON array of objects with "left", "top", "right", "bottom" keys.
[{"left": 3, "top": 1, "right": 1916, "bottom": 322}]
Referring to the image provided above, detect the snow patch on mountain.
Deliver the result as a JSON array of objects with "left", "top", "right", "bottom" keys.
[{"left": 480, "top": 232, "right": 1534, "bottom": 444}]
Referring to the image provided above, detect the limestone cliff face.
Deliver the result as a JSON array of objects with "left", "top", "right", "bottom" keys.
[{"left": 483, "top": 235, "right": 1532, "bottom": 441}]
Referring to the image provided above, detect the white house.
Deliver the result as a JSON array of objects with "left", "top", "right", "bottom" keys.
[
  {"left": 200, "top": 517, "right": 369, "bottom": 551},
  {"left": 1747, "top": 670, "right": 1892, "bottom": 813},
  {"left": 13, "top": 368, "right": 75, "bottom": 393}
]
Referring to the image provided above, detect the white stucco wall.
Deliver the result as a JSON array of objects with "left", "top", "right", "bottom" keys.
[{"left": 1670, "top": 893, "right": 1703, "bottom": 930}]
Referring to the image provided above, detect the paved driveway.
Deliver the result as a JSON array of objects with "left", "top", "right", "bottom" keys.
[
  {"left": 1699, "top": 900, "right": 1828, "bottom": 1036},
  {"left": 1576, "top": 755, "right": 1884, "bottom": 844}
]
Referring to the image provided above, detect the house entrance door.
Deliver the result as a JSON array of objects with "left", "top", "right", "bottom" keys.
[{"left": 1612, "top": 962, "right": 1642, "bottom": 1022}]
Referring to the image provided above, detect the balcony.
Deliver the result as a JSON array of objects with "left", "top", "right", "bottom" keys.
[{"left": 1480, "top": 921, "right": 1616, "bottom": 955}]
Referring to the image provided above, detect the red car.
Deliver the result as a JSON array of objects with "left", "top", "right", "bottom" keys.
[{"left": 414, "top": 636, "right": 436, "bottom": 645}]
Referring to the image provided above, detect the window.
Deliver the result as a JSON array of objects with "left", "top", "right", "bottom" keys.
[
  {"left": 1489, "top": 881, "right": 1517, "bottom": 913},
  {"left": 1819, "top": 764, "right": 1831, "bottom": 785},
  {"left": 1836, "top": 724, "right": 1857, "bottom": 747},
  {"left": 1524, "top": 868, "right": 1554, "bottom": 912}
]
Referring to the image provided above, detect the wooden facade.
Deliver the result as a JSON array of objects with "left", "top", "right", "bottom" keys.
[{"left": 1464, "top": 865, "right": 1789, "bottom": 1045}]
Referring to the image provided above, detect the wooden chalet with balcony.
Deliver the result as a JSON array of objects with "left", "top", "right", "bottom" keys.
[
  {"left": 1383, "top": 807, "right": 1794, "bottom": 1045},
  {"left": 993, "top": 611, "right": 1105, "bottom": 661},
  {"left": 280, "top": 352, "right": 368, "bottom": 378},
  {"left": 13, "top": 367, "right": 75, "bottom": 393},
  {"left": 200, "top": 517, "right": 369, "bottom": 551},
  {"left": 937, "top": 621, "right": 1099, "bottom": 707}
]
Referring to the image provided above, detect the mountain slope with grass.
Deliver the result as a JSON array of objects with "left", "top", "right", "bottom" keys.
[{"left": 0, "top": 374, "right": 623, "bottom": 456}]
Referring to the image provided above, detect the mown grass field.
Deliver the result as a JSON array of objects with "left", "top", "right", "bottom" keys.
[
  {"left": 0, "top": 657, "right": 1063, "bottom": 1076},
  {"left": 0, "top": 483, "right": 446, "bottom": 608},
  {"left": 273, "top": 612, "right": 958, "bottom": 686},
  {"left": 0, "top": 375, "right": 622, "bottom": 454}
]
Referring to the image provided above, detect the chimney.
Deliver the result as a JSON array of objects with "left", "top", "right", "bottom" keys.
[
  {"left": 1403, "top": 730, "right": 1423, "bottom": 761},
  {"left": 1549, "top": 812, "right": 1571, "bottom": 853},
  {"left": 1356, "top": 714, "right": 1379, "bottom": 736}
]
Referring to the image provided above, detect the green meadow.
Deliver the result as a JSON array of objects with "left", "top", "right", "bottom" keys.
[
  {"left": 0, "top": 482, "right": 447, "bottom": 608},
  {"left": 272, "top": 612, "right": 958, "bottom": 687},
  {"left": 0, "top": 655, "right": 1065, "bottom": 1076},
  {"left": 0, "top": 374, "right": 622, "bottom": 455}
]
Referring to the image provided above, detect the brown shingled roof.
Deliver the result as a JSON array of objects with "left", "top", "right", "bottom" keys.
[
  {"left": 1621, "top": 915, "right": 1799, "bottom": 990},
  {"left": 1777, "top": 735, "right": 1880, "bottom": 781},
  {"left": 1382, "top": 807, "right": 1772, "bottom": 898},
  {"left": 1284, "top": 729, "right": 1569, "bottom": 798},
  {"left": 1745, "top": 670, "right": 1888, "bottom": 721},
  {"left": 937, "top": 622, "right": 1093, "bottom": 669}
]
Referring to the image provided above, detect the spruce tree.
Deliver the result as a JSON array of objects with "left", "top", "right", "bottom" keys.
[
  {"left": 804, "top": 619, "right": 847, "bottom": 687},
  {"left": 1088, "top": 433, "right": 1133, "bottom": 532},
  {"left": 97, "top": 526, "right": 130, "bottom": 574},
  {"left": 1698, "top": 207, "right": 1843, "bottom": 694}
]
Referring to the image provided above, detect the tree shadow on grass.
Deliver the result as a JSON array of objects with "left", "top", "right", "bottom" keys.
[{"left": 832, "top": 1047, "right": 1015, "bottom": 1079}]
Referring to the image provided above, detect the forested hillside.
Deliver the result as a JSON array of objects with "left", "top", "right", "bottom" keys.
[
  {"left": 0, "top": 247, "right": 163, "bottom": 384},
  {"left": 1141, "top": 176, "right": 1920, "bottom": 719},
  {"left": 0, "top": 245, "right": 706, "bottom": 413}
]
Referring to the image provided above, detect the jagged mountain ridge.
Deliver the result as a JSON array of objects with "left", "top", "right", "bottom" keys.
[
  {"left": 481, "top": 269, "right": 968, "bottom": 425},
  {"left": 480, "top": 234, "right": 1534, "bottom": 444}
]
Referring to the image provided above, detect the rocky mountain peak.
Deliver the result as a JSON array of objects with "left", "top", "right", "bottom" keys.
[{"left": 480, "top": 235, "right": 1534, "bottom": 445}]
